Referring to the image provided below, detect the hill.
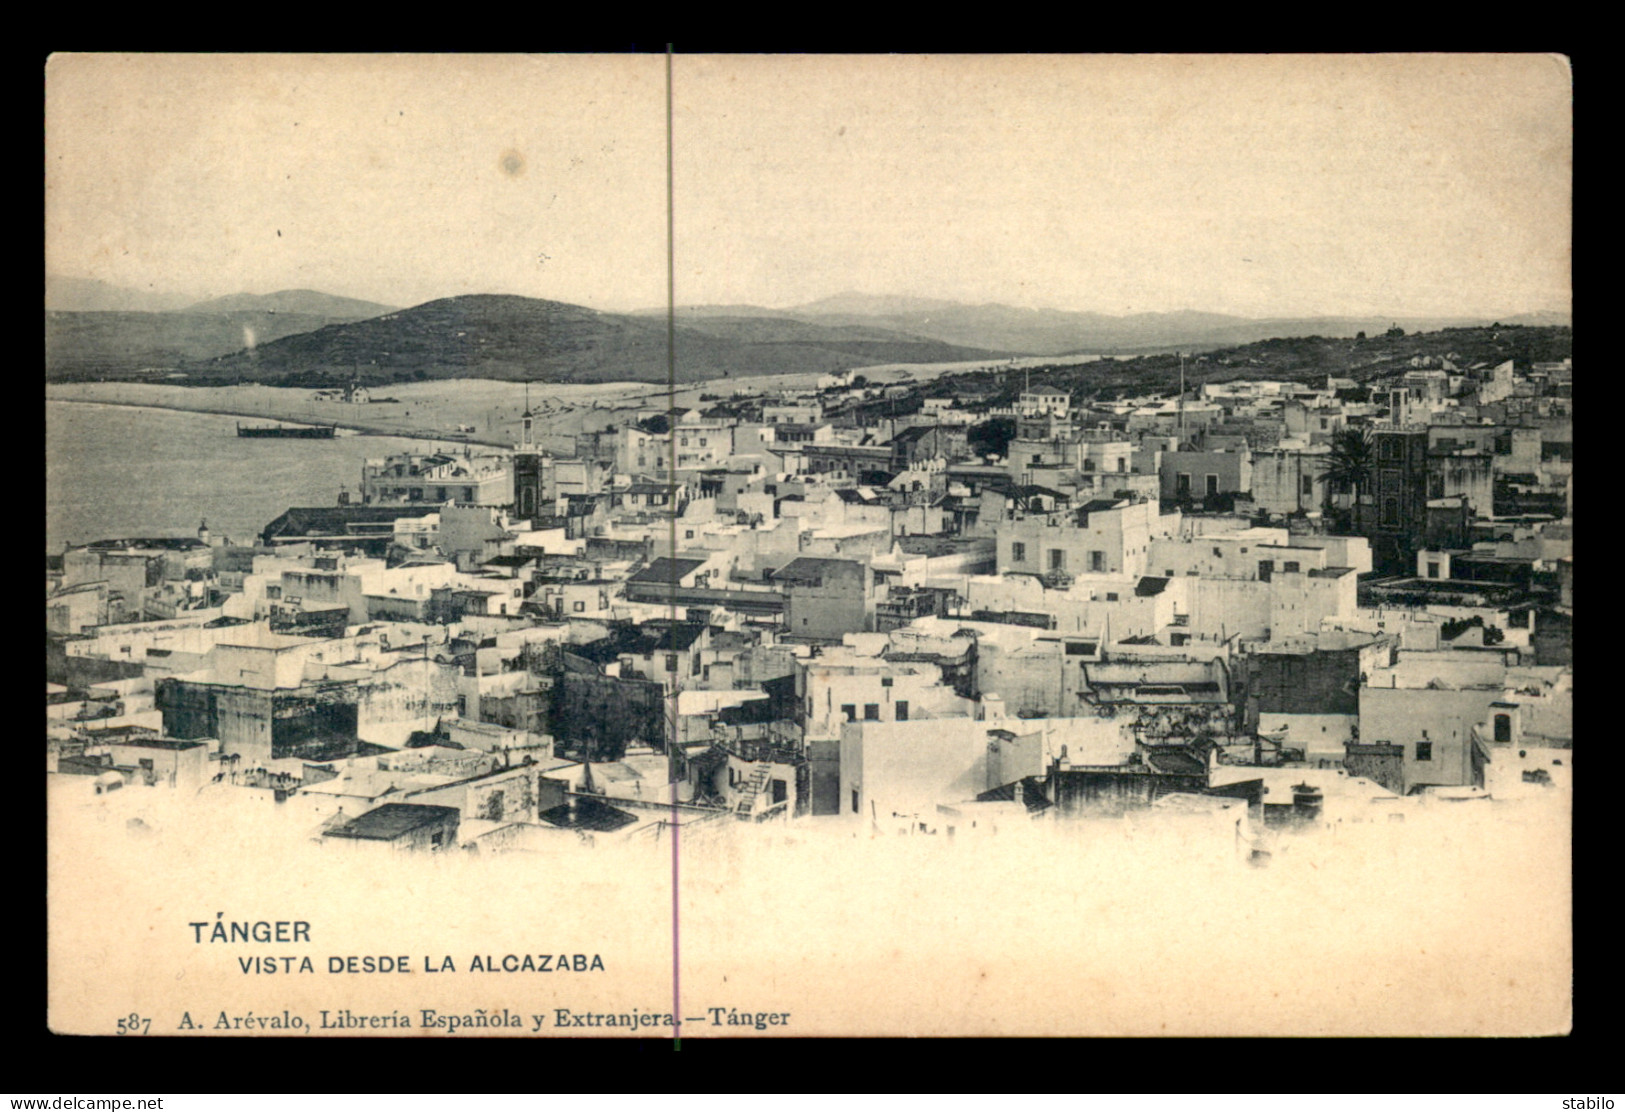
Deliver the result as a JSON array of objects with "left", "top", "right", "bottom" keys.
[
  {"left": 788, "top": 303, "right": 1528, "bottom": 357},
  {"left": 163, "top": 294, "right": 1008, "bottom": 387},
  {"left": 901, "top": 324, "right": 1574, "bottom": 416},
  {"left": 183, "top": 289, "right": 397, "bottom": 318},
  {"left": 651, "top": 295, "right": 1571, "bottom": 357}
]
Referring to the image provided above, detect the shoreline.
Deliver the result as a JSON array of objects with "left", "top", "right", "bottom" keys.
[
  {"left": 43, "top": 380, "right": 676, "bottom": 451},
  {"left": 44, "top": 356, "right": 1022, "bottom": 455},
  {"left": 46, "top": 395, "right": 517, "bottom": 450}
]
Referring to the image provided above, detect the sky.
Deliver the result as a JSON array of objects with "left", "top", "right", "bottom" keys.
[{"left": 46, "top": 53, "right": 1572, "bottom": 319}]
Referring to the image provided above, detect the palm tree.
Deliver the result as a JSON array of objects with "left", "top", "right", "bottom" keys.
[{"left": 1320, "top": 427, "right": 1375, "bottom": 532}]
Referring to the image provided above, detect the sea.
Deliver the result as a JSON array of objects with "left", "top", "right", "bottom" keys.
[{"left": 46, "top": 400, "right": 443, "bottom": 553}]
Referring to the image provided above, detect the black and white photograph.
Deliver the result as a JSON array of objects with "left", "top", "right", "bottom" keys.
[{"left": 45, "top": 52, "right": 1572, "bottom": 1038}]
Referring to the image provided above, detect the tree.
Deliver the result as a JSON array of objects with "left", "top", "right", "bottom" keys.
[
  {"left": 967, "top": 416, "right": 1017, "bottom": 460},
  {"left": 1320, "top": 427, "right": 1376, "bottom": 532}
]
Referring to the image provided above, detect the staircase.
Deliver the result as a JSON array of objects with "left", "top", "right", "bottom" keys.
[{"left": 734, "top": 761, "right": 772, "bottom": 820}]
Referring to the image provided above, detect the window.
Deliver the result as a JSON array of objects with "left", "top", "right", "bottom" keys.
[
  {"left": 573, "top": 600, "right": 585, "bottom": 612},
  {"left": 665, "top": 654, "right": 679, "bottom": 672},
  {"left": 1117, "top": 458, "right": 1127, "bottom": 472},
  {"left": 1049, "top": 549, "right": 1067, "bottom": 571},
  {"left": 1084, "top": 459, "right": 1096, "bottom": 472},
  {"left": 881, "top": 676, "right": 893, "bottom": 687},
  {"left": 841, "top": 704, "right": 856, "bottom": 722},
  {"left": 680, "top": 437, "right": 689, "bottom": 446},
  {"left": 1089, "top": 551, "right": 1106, "bottom": 572},
  {"left": 1301, "top": 474, "right": 1314, "bottom": 496},
  {"left": 1415, "top": 742, "right": 1433, "bottom": 761},
  {"left": 1205, "top": 474, "right": 1219, "bottom": 496},
  {"left": 864, "top": 704, "right": 880, "bottom": 720},
  {"left": 1177, "top": 473, "right": 1191, "bottom": 494},
  {"left": 1105, "top": 592, "right": 1119, "bottom": 602},
  {"left": 1427, "top": 561, "right": 1440, "bottom": 579},
  {"left": 699, "top": 438, "right": 707, "bottom": 447},
  {"left": 1011, "top": 542, "right": 1026, "bottom": 563},
  {"left": 1258, "top": 560, "right": 1273, "bottom": 582},
  {"left": 1494, "top": 714, "right": 1512, "bottom": 743},
  {"left": 1283, "top": 561, "right": 1300, "bottom": 574},
  {"left": 852, "top": 789, "right": 860, "bottom": 814},
  {"left": 895, "top": 701, "right": 909, "bottom": 721},
  {"left": 685, "top": 530, "right": 694, "bottom": 539},
  {"left": 1030, "top": 454, "right": 1043, "bottom": 466}
]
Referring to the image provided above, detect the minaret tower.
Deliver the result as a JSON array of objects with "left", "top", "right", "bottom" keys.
[{"left": 513, "top": 378, "right": 543, "bottom": 520}]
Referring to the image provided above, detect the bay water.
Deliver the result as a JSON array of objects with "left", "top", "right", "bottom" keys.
[{"left": 46, "top": 400, "right": 452, "bottom": 552}]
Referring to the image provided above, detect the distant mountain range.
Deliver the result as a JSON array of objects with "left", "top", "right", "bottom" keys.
[
  {"left": 44, "top": 277, "right": 1570, "bottom": 384},
  {"left": 46, "top": 275, "right": 198, "bottom": 313},
  {"left": 45, "top": 280, "right": 400, "bottom": 380},
  {"left": 46, "top": 310, "right": 380, "bottom": 377},
  {"left": 45, "top": 277, "right": 397, "bottom": 318},
  {"left": 639, "top": 291, "right": 1571, "bottom": 357}
]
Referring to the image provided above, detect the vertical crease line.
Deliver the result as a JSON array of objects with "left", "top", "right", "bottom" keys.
[{"left": 665, "top": 43, "right": 682, "bottom": 1052}]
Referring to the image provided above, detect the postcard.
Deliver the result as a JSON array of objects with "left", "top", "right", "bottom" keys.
[{"left": 46, "top": 52, "right": 1572, "bottom": 1038}]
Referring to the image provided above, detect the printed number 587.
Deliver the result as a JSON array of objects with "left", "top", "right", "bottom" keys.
[{"left": 116, "top": 1013, "right": 151, "bottom": 1035}]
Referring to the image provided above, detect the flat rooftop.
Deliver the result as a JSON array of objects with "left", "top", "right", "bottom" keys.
[
  {"left": 106, "top": 737, "right": 208, "bottom": 751},
  {"left": 323, "top": 803, "right": 459, "bottom": 841}
]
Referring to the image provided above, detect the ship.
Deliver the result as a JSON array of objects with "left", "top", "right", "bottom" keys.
[{"left": 237, "top": 422, "right": 337, "bottom": 439}]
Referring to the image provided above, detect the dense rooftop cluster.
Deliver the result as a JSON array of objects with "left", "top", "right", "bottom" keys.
[{"left": 47, "top": 347, "right": 1573, "bottom": 855}]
